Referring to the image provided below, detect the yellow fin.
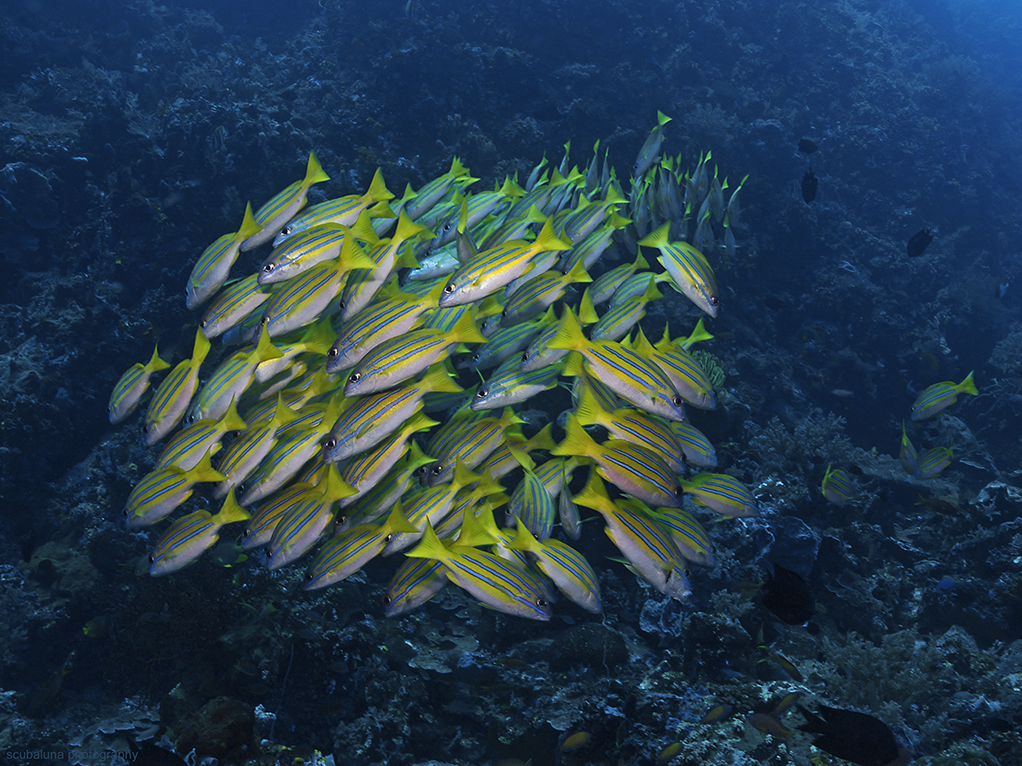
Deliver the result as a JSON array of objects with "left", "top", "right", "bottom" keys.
[
  {"left": 338, "top": 233, "right": 378, "bottom": 273},
  {"left": 507, "top": 444, "right": 536, "bottom": 473},
  {"left": 406, "top": 521, "right": 451, "bottom": 561},
  {"left": 253, "top": 324, "right": 284, "bottom": 363},
  {"left": 214, "top": 487, "right": 251, "bottom": 526},
  {"left": 564, "top": 260, "right": 592, "bottom": 286},
  {"left": 546, "top": 306, "right": 587, "bottom": 353},
  {"left": 509, "top": 518, "right": 541, "bottom": 554},
  {"left": 417, "top": 363, "right": 464, "bottom": 395},
  {"left": 188, "top": 448, "right": 228, "bottom": 484},
  {"left": 958, "top": 371, "right": 978, "bottom": 396},
  {"left": 638, "top": 222, "right": 670, "bottom": 249},
  {"left": 191, "top": 327, "right": 212, "bottom": 366},
  {"left": 449, "top": 308, "right": 487, "bottom": 345},
  {"left": 145, "top": 343, "right": 171, "bottom": 373},
  {"left": 533, "top": 217, "right": 573, "bottom": 253},
  {"left": 383, "top": 502, "right": 419, "bottom": 535},
  {"left": 525, "top": 423, "right": 556, "bottom": 452},
  {"left": 456, "top": 502, "right": 501, "bottom": 548},
  {"left": 365, "top": 167, "right": 394, "bottom": 203},
  {"left": 237, "top": 202, "right": 263, "bottom": 241},
  {"left": 348, "top": 209, "right": 380, "bottom": 246},
  {"left": 573, "top": 384, "right": 607, "bottom": 428},
  {"left": 577, "top": 289, "right": 598, "bottom": 325},
  {"left": 219, "top": 395, "right": 248, "bottom": 433},
  {"left": 551, "top": 413, "right": 599, "bottom": 461},
  {"left": 304, "top": 150, "right": 330, "bottom": 187},
  {"left": 571, "top": 468, "right": 615, "bottom": 515}
]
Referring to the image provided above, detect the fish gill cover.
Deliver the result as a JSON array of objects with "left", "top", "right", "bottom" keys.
[{"left": 2, "top": 1, "right": 1022, "bottom": 765}]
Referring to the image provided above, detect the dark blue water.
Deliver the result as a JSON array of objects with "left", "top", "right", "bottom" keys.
[{"left": 1, "top": 1, "right": 1020, "bottom": 764}]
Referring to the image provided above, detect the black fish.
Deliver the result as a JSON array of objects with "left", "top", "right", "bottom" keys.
[
  {"left": 798, "top": 706, "right": 908, "bottom": 766},
  {"left": 131, "top": 743, "right": 189, "bottom": 766},
  {"left": 798, "top": 138, "right": 818, "bottom": 154},
  {"left": 906, "top": 228, "right": 934, "bottom": 258},
  {"left": 801, "top": 169, "right": 818, "bottom": 203},
  {"left": 761, "top": 564, "right": 814, "bottom": 625}
]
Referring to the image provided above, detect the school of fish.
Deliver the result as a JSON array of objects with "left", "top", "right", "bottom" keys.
[{"left": 108, "top": 114, "right": 850, "bottom": 621}]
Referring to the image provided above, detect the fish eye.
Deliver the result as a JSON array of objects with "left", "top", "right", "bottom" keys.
[
  {"left": 501, "top": 310, "right": 508, "bottom": 318},
  {"left": 384, "top": 533, "right": 394, "bottom": 543},
  {"left": 148, "top": 554, "right": 155, "bottom": 564},
  {"left": 430, "top": 464, "right": 445, "bottom": 477},
  {"left": 536, "top": 598, "right": 547, "bottom": 608},
  {"left": 710, "top": 296, "right": 720, "bottom": 306},
  {"left": 324, "top": 437, "right": 337, "bottom": 450},
  {"left": 674, "top": 487, "right": 683, "bottom": 498},
  {"left": 327, "top": 347, "right": 339, "bottom": 359},
  {"left": 476, "top": 389, "right": 487, "bottom": 398},
  {"left": 348, "top": 372, "right": 361, "bottom": 384},
  {"left": 383, "top": 595, "right": 393, "bottom": 605},
  {"left": 521, "top": 352, "right": 529, "bottom": 363},
  {"left": 200, "top": 319, "right": 207, "bottom": 328},
  {"left": 472, "top": 353, "right": 481, "bottom": 361},
  {"left": 281, "top": 226, "right": 292, "bottom": 236},
  {"left": 672, "top": 396, "right": 682, "bottom": 406},
  {"left": 262, "top": 262, "right": 275, "bottom": 273},
  {"left": 444, "top": 283, "right": 455, "bottom": 294}
]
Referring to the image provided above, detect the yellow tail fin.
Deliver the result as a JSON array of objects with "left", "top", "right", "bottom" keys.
[
  {"left": 546, "top": 306, "right": 588, "bottom": 353},
  {"left": 551, "top": 413, "right": 600, "bottom": 461},
  {"left": 365, "top": 167, "right": 394, "bottom": 203},
  {"left": 304, "top": 150, "right": 330, "bottom": 187},
  {"left": 214, "top": 487, "right": 252, "bottom": 526}
]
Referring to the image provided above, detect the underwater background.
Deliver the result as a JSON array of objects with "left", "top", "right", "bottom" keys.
[{"left": 2, "top": 0, "right": 1022, "bottom": 764}]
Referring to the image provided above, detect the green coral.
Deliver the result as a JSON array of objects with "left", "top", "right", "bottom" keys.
[{"left": 691, "top": 349, "right": 726, "bottom": 391}]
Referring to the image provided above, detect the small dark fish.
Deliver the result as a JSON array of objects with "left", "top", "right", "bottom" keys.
[
  {"left": 771, "top": 691, "right": 801, "bottom": 717},
  {"left": 759, "top": 649, "right": 803, "bottom": 681},
  {"left": 82, "top": 616, "right": 111, "bottom": 639},
  {"left": 749, "top": 712, "right": 794, "bottom": 741},
  {"left": 798, "top": 138, "right": 818, "bottom": 154},
  {"left": 798, "top": 705, "right": 910, "bottom": 766},
  {"left": 699, "top": 703, "right": 735, "bottom": 724},
  {"left": 210, "top": 125, "right": 228, "bottom": 154},
  {"left": 906, "top": 228, "right": 933, "bottom": 258},
  {"left": 761, "top": 564, "right": 815, "bottom": 625},
  {"left": 658, "top": 742, "right": 682, "bottom": 763},
  {"left": 802, "top": 169, "right": 818, "bottom": 203},
  {"left": 914, "top": 493, "right": 956, "bottom": 515},
  {"left": 132, "top": 742, "right": 189, "bottom": 766},
  {"left": 559, "top": 731, "right": 592, "bottom": 752}
]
